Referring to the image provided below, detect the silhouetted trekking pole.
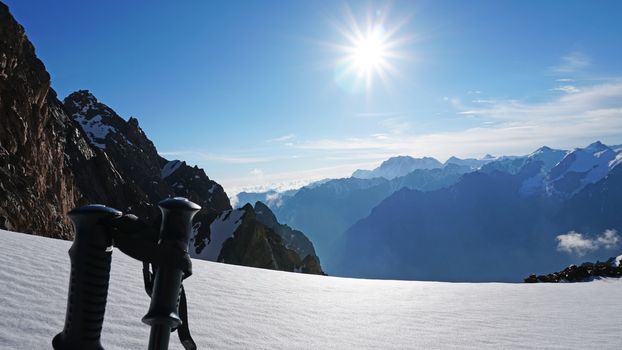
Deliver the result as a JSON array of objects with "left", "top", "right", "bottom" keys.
[
  {"left": 142, "top": 197, "right": 201, "bottom": 350},
  {"left": 53, "top": 204, "right": 122, "bottom": 350}
]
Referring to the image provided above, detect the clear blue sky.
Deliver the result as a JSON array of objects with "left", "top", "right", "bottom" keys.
[{"left": 6, "top": 0, "right": 622, "bottom": 193}]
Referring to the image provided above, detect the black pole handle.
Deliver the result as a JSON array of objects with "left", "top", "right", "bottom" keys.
[
  {"left": 142, "top": 197, "right": 201, "bottom": 350},
  {"left": 53, "top": 204, "right": 122, "bottom": 350}
]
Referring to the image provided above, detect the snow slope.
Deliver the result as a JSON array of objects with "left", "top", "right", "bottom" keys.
[{"left": 1, "top": 229, "right": 621, "bottom": 349}]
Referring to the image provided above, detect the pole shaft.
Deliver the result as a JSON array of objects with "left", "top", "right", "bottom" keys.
[{"left": 147, "top": 325, "right": 171, "bottom": 350}]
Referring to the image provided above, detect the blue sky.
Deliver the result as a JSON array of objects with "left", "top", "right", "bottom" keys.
[{"left": 7, "top": 0, "right": 622, "bottom": 193}]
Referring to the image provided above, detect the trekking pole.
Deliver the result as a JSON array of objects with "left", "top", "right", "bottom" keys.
[
  {"left": 53, "top": 205, "right": 122, "bottom": 350},
  {"left": 142, "top": 197, "right": 201, "bottom": 350}
]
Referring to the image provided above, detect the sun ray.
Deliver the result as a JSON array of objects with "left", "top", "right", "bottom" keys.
[{"left": 332, "top": 4, "right": 409, "bottom": 93}]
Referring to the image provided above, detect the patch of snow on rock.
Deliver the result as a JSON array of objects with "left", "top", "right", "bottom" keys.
[
  {"left": 191, "top": 209, "right": 245, "bottom": 261},
  {"left": 161, "top": 160, "right": 182, "bottom": 179},
  {"left": 72, "top": 114, "right": 117, "bottom": 149}
]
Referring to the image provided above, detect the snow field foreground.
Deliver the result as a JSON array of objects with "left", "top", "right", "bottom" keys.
[{"left": 0, "top": 229, "right": 621, "bottom": 349}]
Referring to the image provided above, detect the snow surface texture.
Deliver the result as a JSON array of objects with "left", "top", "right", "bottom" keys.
[{"left": 1, "top": 229, "right": 621, "bottom": 350}]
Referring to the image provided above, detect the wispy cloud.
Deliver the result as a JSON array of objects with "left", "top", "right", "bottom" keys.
[
  {"left": 158, "top": 151, "right": 281, "bottom": 164},
  {"left": 250, "top": 168, "right": 264, "bottom": 176},
  {"left": 354, "top": 112, "right": 407, "bottom": 118},
  {"left": 551, "top": 85, "right": 580, "bottom": 94},
  {"left": 557, "top": 229, "right": 620, "bottom": 256},
  {"left": 267, "top": 134, "right": 296, "bottom": 142},
  {"left": 294, "top": 82, "right": 622, "bottom": 159},
  {"left": 552, "top": 52, "right": 591, "bottom": 73}
]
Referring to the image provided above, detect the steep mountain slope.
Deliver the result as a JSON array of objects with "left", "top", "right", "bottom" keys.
[
  {"left": 190, "top": 202, "right": 324, "bottom": 274},
  {"left": 335, "top": 143, "right": 622, "bottom": 281},
  {"left": 548, "top": 141, "right": 617, "bottom": 197},
  {"left": 273, "top": 164, "right": 472, "bottom": 266},
  {"left": 3, "top": 229, "right": 622, "bottom": 349},
  {"left": 0, "top": 3, "right": 89, "bottom": 237}
]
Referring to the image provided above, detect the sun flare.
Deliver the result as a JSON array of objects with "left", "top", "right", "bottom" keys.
[{"left": 333, "top": 7, "right": 407, "bottom": 92}]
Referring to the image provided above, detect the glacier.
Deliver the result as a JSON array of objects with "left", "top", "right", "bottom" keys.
[{"left": 0, "top": 229, "right": 621, "bottom": 349}]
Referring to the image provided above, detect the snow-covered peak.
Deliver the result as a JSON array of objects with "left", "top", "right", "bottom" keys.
[
  {"left": 352, "top": 156, "right": 442, "bottom": 180},
  {"left": 444, "top": 156, "right": 494, "bottom": 170},
  {"left": 584, "top": 140, "right": 608, "bottom": 153},
  {"left": 547, "top": 142, "right": 617, "bottom": 197},
  {"left": 161, "top": 160, "right": 183, "bottom": 179},
  {"left": 551, "top": 142, "right": 615, "bottom": 179},
  {"left": 526, "top": 146, "right": 568, "bottom": 172}
]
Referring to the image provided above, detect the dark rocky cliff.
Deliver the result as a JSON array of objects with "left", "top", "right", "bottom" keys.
[
  {"left": 0, "top": 2, "right": 323, "bottom": 274},
  {"left": 0, "top": 2, "right": 85, "bottom": 237}
]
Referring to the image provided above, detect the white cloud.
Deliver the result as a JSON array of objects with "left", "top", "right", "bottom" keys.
[
  {"left": 158, "top": 151, "right": 282, "bottom": 164},
  {"left": 267, "top": 134, "right": 296, "bottom": 142},
  {"left": 294, "top": 82, "right": 622, "bottom": 160},
  {"left": 556, "top": 229, "right": 620, "bottom": 256},
  {"left": 552, "top": 52, "right": 591, "bottom": 73},
  {"left": 250, "top": 168, "right": 264, "bottom": 176},
  {"left": 551, "top": 85, "right": 580, "bottom": 94}
]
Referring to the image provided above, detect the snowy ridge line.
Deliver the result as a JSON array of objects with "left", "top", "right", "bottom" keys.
[{"left": 1, "top": 229, "right": 622, "bottom": 349}]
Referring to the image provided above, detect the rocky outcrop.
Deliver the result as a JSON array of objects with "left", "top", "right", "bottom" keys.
[
  {"left": 524, "top": 256, "right": 622, "bottom": 283},
  {"left": 0, "top": 2, "right": 86, "bottom": 238},
  {"left": 218, "top": 204, "right": 325, "bottom": 275},
  {"left": 254, "top": 201, "right": 316, "bottom": 259}
]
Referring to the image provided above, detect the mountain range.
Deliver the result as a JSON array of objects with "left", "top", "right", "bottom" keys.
[{"left": 240, "top": 142, "right": 622, "bottom": 281}]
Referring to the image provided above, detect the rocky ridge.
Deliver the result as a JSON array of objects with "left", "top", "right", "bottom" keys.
[
  {"left": 525, "top": 256, "right": 622, "bottom": 283},
  {"left": 0, "top": 2, "right": 323, "bottom": 274}
]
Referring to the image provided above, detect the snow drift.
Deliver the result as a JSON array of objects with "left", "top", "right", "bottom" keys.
[{"left": 0, "top": 229, "right": 620, "bottom": 349}]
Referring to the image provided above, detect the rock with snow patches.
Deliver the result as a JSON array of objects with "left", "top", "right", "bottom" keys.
[
  {"left": 195, "top": 203, "right": 325, "bottom": 274},
  {"left": 548, "top": 141, "right": 618, "bottom": 198},
  {"left": 524, "top": 255, "right": 622, "bottom": 283}
]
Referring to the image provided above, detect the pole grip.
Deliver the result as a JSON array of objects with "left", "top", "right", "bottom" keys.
[
  {"left": 142, "top": 197, "right": 200, "bottom": 350},
  {"left": 53, "top": 205, "right": 122, "bottom": 350}
]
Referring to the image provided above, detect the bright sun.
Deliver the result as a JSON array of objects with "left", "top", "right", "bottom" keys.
[
  {"left": 352, "top": 29, "right": 387, "bottom": 73},
  {"left": 333, "top": 7, "right": 407, "bottom": 92}
]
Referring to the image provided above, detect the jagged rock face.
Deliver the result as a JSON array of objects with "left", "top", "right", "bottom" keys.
[
  {"left": 0, "top": 3, "right": 84, "bottom": 238},
  {"left": 254, "top": 201, "right": 316, "bottom": 259},
  {"left": 64, "top": 90, "right": 168, "bottom": 221},
  {"left": 63, "top": 91, "right": 232, "bottom": 228},
  {"left": 217, "top": 204, "right": 324, "bottom": 275}
]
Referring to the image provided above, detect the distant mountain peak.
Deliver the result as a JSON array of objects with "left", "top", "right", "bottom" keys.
[
  {"left": 353, "top": 155, "right": 442, "bottom": 180},
  {"left": 585, "top": 140, "right": 607, "bottom": 152}
]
